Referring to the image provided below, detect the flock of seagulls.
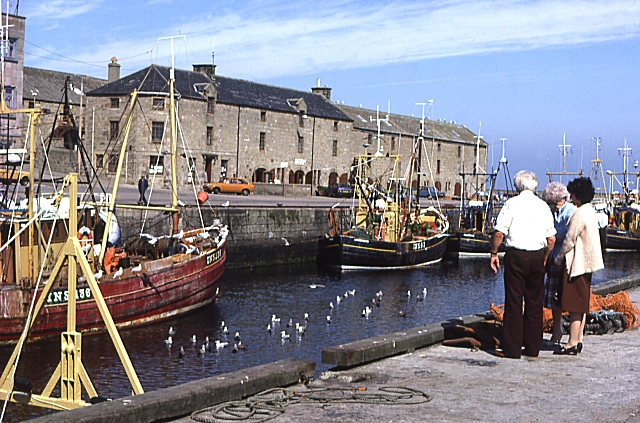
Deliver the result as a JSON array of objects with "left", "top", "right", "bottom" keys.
[{"left": 162, "top": 283, "right": 431, "bottom": 359}]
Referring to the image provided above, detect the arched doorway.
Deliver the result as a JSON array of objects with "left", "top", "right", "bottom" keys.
[
  {"left": 454, "top": 182, "right": 461, "bottom": 197},
  {"left": 253, "top": 167, "right": 268, "bottom": 183},
  {"left": 435, "top": 181, "right": 442, "bottom": 191},
  {"left": 305, "top": 171, "right": 313, "bottom": 184},
  {"left": 328, "top": 172, "right": 338, "bottom": 186},
  {"left": 294, "top": 170, "right": 305, "bottom": 184},
  {"left": 339, "top": 173, "right": 348, "bottom": 184}
]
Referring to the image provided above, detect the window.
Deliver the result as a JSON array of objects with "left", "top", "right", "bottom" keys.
[
  {"left": 28, "top": 100, "right": 35, "bottom": 109},
  {"left": 151, "top": 121, "right": 164, "bottom": 142},
  {"left": 109, "top": 121, "right": 119, "bottom": 140},
  {"left": 149, "top": 155, "right": 164, "bottom": 174},
  {"left": 332, "top": 140, "right": 338, "bottom": 156},
  {"left": 96, "top": 154, "right": 104, "bottom": 169},
  {"left": 0, "top": 39, "right": 15, "bottom": 60},
  {"left": 107, "top": 154, "right": 118, "bottom": 173},
  {"left": 298, "top": 135, "right": 304, "bottom": 153},
  {"left": 3, "top": 86, "right": 15, "bottom": 109},
  {"left": 259, "top": 132, "right": 265, "bottom": 151},
  {"left": 152, "top": 98, "right": 165, "bottom": 110},
  {"left": 458, "top": 146, "right": 461, "bottom": 158},
  {"left": 437, "top": 143, "right": 441, "bottom": 152},
  {"left": 188, "top": 157, "right": 196, "bottom": 179},
  {"left": 437, "top": 160, "right": 441, "bottom": 174},
  {"left": 110, "top": 98, "right": 119, "bottom": 108},
  {"left": 391, "top": 136, "right": 395, "bottom": 150},
  {"left": 207, "top": 97, "right": 215, "bottom": 114},
  {"left": 261, "top": 111, "right": 266, "bottom": 122},
  {"left": 333, "top": 121, "right": 338, "bottom": 132},
  {"left": 206, "top": 126, "right": 212, "bottom": 145},
  {"left": 299, "top": 111, "right": 306, "bottom": 127}
]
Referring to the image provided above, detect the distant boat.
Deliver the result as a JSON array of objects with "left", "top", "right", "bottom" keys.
[{"left": 318, "top": 108, "right": 448, "bottom": 270}]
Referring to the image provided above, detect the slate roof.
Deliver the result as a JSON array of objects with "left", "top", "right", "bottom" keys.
[
  {"left": 86, "top": 64, "right": 352, "bottom": 121},
  {"left": 338, "top": 104, "right": 482, "bottom": 146},
  {"left": 213, "top": 75, "right": 351, "bottom": 121},
  {"left": 24, "top": 67, "right": 106, "bottom": 106},
  {"left": 86, "top": 65, "right": 209, "bottom": 101}
]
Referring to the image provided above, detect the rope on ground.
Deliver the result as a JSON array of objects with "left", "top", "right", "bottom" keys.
[{"left": 190, "top": 386, "right": 432, "bottom": 423}]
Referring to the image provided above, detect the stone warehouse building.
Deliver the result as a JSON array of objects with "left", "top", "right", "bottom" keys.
[{"left": 78, "top": 62, "right": 486, "bottom": 196}]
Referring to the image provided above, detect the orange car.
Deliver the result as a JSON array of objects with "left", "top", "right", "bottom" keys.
[{"left": 203, "top": 177, "right": 254, "bottom": 195}]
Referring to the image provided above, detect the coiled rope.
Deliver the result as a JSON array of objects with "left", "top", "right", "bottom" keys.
[{"left": 190, "top": 386, "right": 432, "bottom": 423}]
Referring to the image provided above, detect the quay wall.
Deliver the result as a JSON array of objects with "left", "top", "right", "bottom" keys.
[{"left": 116, "top": 206, "right": 351, "bottom": 269}]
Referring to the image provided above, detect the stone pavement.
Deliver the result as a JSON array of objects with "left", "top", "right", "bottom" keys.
[{"left": 179, "top": 287, "right": 640, "bottom": 423}]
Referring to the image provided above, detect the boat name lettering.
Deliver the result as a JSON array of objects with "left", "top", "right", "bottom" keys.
[
  {"left": 206, "top": 249, "right": 222, "bottom": 266},
  {"left": 46, "top": 287, "right": 92, "bottom": 305},
  {"left": 413, "top": 240, "right": 428, "bottom": 251}
]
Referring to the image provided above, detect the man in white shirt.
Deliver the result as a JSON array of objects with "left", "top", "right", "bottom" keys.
[{"left": 490, "top": 170, "right": 556, "bottom": 359}]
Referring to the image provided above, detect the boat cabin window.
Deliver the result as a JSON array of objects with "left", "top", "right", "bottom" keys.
[{"left": 110, "top": 98, "right": 119, "bottom": 108}]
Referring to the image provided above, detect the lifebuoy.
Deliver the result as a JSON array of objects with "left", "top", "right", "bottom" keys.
[{"left": 78, "top": 226, "right": 93, "bottom": 251}]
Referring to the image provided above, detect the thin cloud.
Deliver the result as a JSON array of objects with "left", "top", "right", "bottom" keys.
[
  {"left": 22, "top": 0, "right": 104, "bottom": 20},
  {"left": 24, "top": 0, "right": 640, "bottom": 79}
]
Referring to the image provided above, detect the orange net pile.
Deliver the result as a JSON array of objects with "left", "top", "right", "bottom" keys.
[{"left": 491, "top": 290, "right": 640, "bottom": 331}]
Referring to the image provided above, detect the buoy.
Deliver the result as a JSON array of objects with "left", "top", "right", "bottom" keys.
[{"left": 197, "top": 191, "right": 208, "bottom": 205}]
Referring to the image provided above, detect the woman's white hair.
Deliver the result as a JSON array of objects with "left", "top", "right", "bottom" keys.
[{"left": 513, "top": 170, "right": 538, "bottom": 192}]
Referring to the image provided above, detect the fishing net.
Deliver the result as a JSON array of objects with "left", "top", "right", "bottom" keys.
[{"left": 491, "top": 290, "right": 640, "bottom": 331}]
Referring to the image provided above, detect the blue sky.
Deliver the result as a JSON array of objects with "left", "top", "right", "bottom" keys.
[{"left": 15, "top": 0, "right": 640, "bottom": 190}]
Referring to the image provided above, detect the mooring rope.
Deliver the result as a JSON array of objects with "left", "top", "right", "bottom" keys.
[{"left": 190, "top": 386, "right": 432, "bottom": 423}]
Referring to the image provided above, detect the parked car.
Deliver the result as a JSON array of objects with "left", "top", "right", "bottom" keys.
[
  {"left": 203, "top": 177, "right": 254, "bottom": 195},
  {"left": 418, "top": 186, "right": 439, "bottom": 199},
  {"left": 324, "top": 183, "right": 354, "bottom": 198}
]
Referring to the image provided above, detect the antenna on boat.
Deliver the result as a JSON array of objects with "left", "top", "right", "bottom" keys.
[{"left": 590, "top": 136, "right": 608, "bottom": 199}]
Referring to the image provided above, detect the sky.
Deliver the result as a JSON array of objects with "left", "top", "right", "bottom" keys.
[{"left": 14, "top": 0, "right": 640, "bottom": 190}]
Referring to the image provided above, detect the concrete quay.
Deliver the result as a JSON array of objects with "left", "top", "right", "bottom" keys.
[{"left": 28, "top": 274, "right": 640, "bottom": 423}]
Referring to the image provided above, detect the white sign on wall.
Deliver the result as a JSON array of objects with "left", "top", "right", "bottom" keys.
[
  {"left": 294, "top": 158, "right": 306, "bottom": 166},
  {"left": 279, "top": 162, "right": 288, "bottom": 168}
]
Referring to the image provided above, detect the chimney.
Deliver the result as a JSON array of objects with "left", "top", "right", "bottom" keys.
[
  {"left": 311, "top": 78, "right": 332, "bottom": 101},
  {"left": 193, "top": 64, "right": 216, "bottom": 80},
  {"left": 108, "top": 57, "right": 120, "bottom": 83}
]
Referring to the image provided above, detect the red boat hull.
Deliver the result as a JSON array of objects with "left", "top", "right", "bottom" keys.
[{"left": 0, "top": 243, "right": 226, "bottom": 343}]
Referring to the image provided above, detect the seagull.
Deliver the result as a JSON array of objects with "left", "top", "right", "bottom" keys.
[
  {"left": 343, "top": 292, "right": 349, "bottom": 298},
  {"left": 221, "top": 320, "right": 226, "bottom": 328},
  {"left": 222, "top": 326, "right": 229, "bottom": 335},
  {"left": 347, "top": 289, "right": 356, "bottom": 296},
  {"left": 235, "top": 331, "right": 241, "bottom": 341},
  {"left": 416, "top": 295, "right": 423, "bottom": 301},
  {"left": 336, "top": 296, "right": 342, "bottom": 304},
  {"left": 286, "top": 318, "right": 293, "bottom": 328},
  {"left": 281, "top": 237, "right": 290, "bottom": 246},
  {"left": 238, "top": 341, "right": 247, "bottom": 350},
  {"left": 178, "top": 346, "right": 185, "bottom": 358},
  {"left": 399, "top": 310, "right": 407, "bottom": 317},
  {"left": 205, "top": 336, "right": 210, "bottom": 349},
  {"left": 93, "top": 270, "right": 103, "bottom": 281},
  {"left": 271, "top": 315, "right": 281, "bottom": 323},
  {"left": 329, "top": 302, "right": 334, "bottom": 309},
  {"left": 78, "top": 274, "right": 87, "bottom": 283},
  {"left": 113, "top": 267, "right": 123, "bottom": 278},
  {"left": 304, "top": 313, "right": 309, "bottom": 322},
  {"left": 309, "top": 284, "right": 325, "bottom": 289},
  {"left": 199, "top": 344, "right": 206, "bottom": 355},
  {"left": 296, "top": 323, "right": 306, "bottom": 334},
  {"left": 168, "top": 327, "right": 176, "bottom": 336},
  {"left": 222, "top": 200, "right": 230, "bottom": 208},
  {"left": 191, "top": 335, "right": 197, "bottom": 343},
  {"left": 326, "top": 315, "right": 331, "bottom": 324},
  {"left": 232, "top": 343, "right": 239, "bottom": 353},
  {"left": 165, "top": 336, "right": 173, "bottom": 345},
  {"left": 131, "top": 263, "right": 142, "bottom": 272},
  {"left": 267, "top": 324, "right": 272, "bottom": 334},
  {"left": 215, "top": 340, "right": 228, "bottom": 349},
  {"left": 407, "top": 290, "right": 411, "bottom": 298},
  {"left": 422, "top": 288, "right": 428, "bottom": 296},
  {"left": 177, "top": 199, "right": 186, "bottom": 207},
  {"left": 280, "top": 331, "right": 290, "bottom": 340}
]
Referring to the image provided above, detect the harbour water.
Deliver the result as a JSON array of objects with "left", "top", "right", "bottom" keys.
[{"left": 2, "top": 252, "right": 640, "bottom": 421}]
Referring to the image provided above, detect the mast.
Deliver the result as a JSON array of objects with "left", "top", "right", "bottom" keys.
[{"left": 159, "top": 35, "right": 185, "bottom": 234}]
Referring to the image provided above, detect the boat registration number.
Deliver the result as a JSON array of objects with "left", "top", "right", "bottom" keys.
[
  {"left": 45, "top": 287, "right": 92, "bottom": 305},
  {"left": 206, "top": 249, "right": 223, "bottom": 266},
  {"left": 412, "top": 240, "right": 429, "bottom": 251}
]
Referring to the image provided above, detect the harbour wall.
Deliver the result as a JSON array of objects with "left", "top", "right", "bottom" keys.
[{"left": 116, "top": 206, "right": 350, "bottom": 269}]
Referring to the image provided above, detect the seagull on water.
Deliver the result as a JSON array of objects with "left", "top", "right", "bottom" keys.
[
  {"left": 399, "top": 310, "right": 407, "bottom": 317},
  {"left": 215, "top": 340, "right": 228, "bottom": 349},
  {"left": 286, "top": 318, "right": 293, "bottom": 328},
  {"left": 422, "top": 288, "right": 428, "bottom": 296},
  {"left": 336, "top": 296, "right": 342, "bottom": 304},
  {"left": 326, "top": 316, "right": 331, "bottom": 324},
  {"left": 131, "top": 263, "right": 142, "bottom": 272},
  {"left": 309, "top": 284, "right": 325, "bottom": 289},
  {"left": 199, "top": 344, "right": 206, "bottom": 355},
  {"left": 347, "top": 289, "right": 356, "bottom": 296},
  {"left": 221, "top": 320, "right": 225, "bottom": 328},
  {"left": 267, "top": 324, "right": 272, "bottom": 334},
  {"left": 178, "top": 346, "right": 185, "bottom": 358},
  {"left": 343, "top": 292, "right": 349, "bottom": 298},
  {"left": 304, "top": 313, "right": 309, "bottom": 322},
  {"left": 113, "top": 267, "right": 123, "bottom": 278},
  {"left": 222, "top": 326, "right": 229, "bottom": 335},
  {"left": 168, "top": 327, "right": 176, "bottom": 336},
  {"left": 407, "top": 290, "right": 411, "bottom": 298},
  {"left": 165, "top": 336, "right": 173, "bottom": 345},
  {"left": 235, "top": 331, "right": 241, "bottom": 341},
  {"left": 238, "top": 341, "right": 247, "bottom": 350},
  {"left": 329, "top": 302, "right": 334, "bottom": 309},
  {"left": 280, "top": 331, "right": 290, "bottom": 340},
  {"left": 232, "top": 343, "right": 239, "bottom": 353},
  {"left": 271, "top": 315, "right": 281, "bottom": 323},
  {"left": 191, "top": 335, "right": 197, "bottom": 343}
]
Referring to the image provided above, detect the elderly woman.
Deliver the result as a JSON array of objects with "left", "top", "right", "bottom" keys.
[
  {"left": 554, "top": 177, "right": 604, "bottom": 355},
  {"left": 542, "top": 182, "right": 576, "bottom": 345}
]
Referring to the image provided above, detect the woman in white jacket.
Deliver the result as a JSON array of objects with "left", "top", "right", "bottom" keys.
[{"left": 554, "top": 177, "right": 604, "bottom": 355}]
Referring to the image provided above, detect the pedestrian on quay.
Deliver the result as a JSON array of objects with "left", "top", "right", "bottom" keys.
[
  {"left": 553, "top": 177, "right": 604, "bottom": 355},
  {"left": 490, "top": 170, "right": 556, "bottom": 359},
  {"left": 542, "top": 181, "right": 577, "bottom": 346},
  {"left": 138, "top": 174, "right": 148, "bottom": 205}
]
